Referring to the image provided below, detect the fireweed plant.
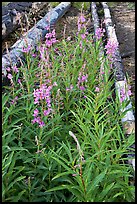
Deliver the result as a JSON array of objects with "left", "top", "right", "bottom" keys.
[{"left": 2, "top": 13, "right": 135, "bottom": 202}]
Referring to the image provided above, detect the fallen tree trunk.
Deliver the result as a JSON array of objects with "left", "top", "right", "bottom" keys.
[
  {"left": 2, "top": 2, "right": 49, "bottom": 40},
  {"left": 2, "top": 2, "right": 71, "bottom": 79},
  {"left": 102, "top": 2, "right": 135, "bottom": 172}
]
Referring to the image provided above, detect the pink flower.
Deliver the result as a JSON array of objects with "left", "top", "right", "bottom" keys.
[
  {"left": 72, "top": 174, "right": 78, "bottom": 177},
  {"left": 51, "top": 38, "right": 57, "bottom": 44},
  {"left": 11, "top": 96, "right": 18, "bottom": 105},
  {"left": 79, "top": 86, "right": 85, "bottom": 91},
  {"left": 80, "top": 15, "right": 86, "bottom": 23},
  {"left": 53, "top": 82, "right": 58, "bottom": 86},
  {"left": 31, "top": 118, "right": 37, "bottom": 124},
  {"left": 95, "top": 27, "right": 105, "bottom": 40},
  {"left": 22, "top": 45, "right": 31, "bottom": 53},
  {"left": 32, "top": 54, "right": 36, "bottom": 58},
  {"left": 105, "top": 39, "right": 118, "bottom": 59},
  {"left": 45, "top": 33, "right": 52, "bottom": 38},
  {"left": 95, "top": 87, "right": 100, "bottom": 92},
  {"left": 81, "top": 34, "right": 86, "bottom": 39},
  {"left": 18, "top": 79, "right": 21, "bottom": 83},
  {"left": 70, "top": 84, "right": 73, "bottom": 90},
  {"left": 46, "top": 40, "right": 52, "bottom": 47},
  {"left": 79, "top": 41, "right": 82, "bottom": 49},
  {"left": 12, "top": 65, "right": 19, "bottom": 73},
  {"left": 52, "top": 29, "right": 56, "bottom": 37},
  {"left": 7, "top": 73, "right": 13, "bottom": 80},
  {"left": 127, "top": 90, "right": 132, "bottom": 96},
  {"left": 33, "top": 109, "right": 39, "bottom": 117},
  {"left": 45, "top": 25, "right": 50, "bottom": 30},
  {"left": 67, "top": 36, "right": 71, "bottom": 41},
  {"left": 81, "top": 74, "right": 88, "bottom": 82},
  {"left": 77, "top": 14, "right": 86, "bottom": 32},
  {"left": 35, "top": 117, "right": 41, "bottom": 124},
  {"left": 43, "top": 108, "right": 51, "bottom": 116},
  {"left": 66, "top": 84, "right": 73, "bottom": 91},
  {"left": 39, "top": 121, "right": 45, "bottom": 128},
  {"left": 6, "top": 67, "right": 11, "bottom": 72}
]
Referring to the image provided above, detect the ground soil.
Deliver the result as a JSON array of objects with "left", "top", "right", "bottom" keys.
[{"left": 2, "top": 2, "right": 135, "bottom": 107}]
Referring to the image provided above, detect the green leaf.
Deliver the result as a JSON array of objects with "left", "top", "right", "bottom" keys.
[
  {"left": 2, "top": 152, "right": 14, "bottom": 172},
  {"left": 7, "top": 176, "right": 26, "bottom": 191},
  {"left": 2, "top": 127, "right": 21, "bottom": 138},
  {"left": 45, "top": 185, "right": 68, "bottom": 193},
  {"left": 52, "top": 171, "right": 74, "bottom": 181},
  {"left": 98, "top": 182, "right": 115, "bottom": 201},
  {"left": 2, "top": 94, "right": 10, "bottom": 109},
  {"left": 12, "top": 190, "right": 26, "bottom": 202},
  {"left": 51, "top": 156, "right": 73, "bottom": 172},
  {"left": 113, "top": 192, "right": 124, "bottom": 198},
  {"left": 87, "top": 169, "right": 107, "bottom": 197}
]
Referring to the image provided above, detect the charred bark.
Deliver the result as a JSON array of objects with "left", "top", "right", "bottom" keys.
[{"left": 2, "top": 2, "right": 49, "bottom": 40}]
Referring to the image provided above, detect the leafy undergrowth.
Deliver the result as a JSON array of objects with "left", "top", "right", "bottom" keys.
[{"left": 2, "top": 12, "right": 135, "bottom": 202}]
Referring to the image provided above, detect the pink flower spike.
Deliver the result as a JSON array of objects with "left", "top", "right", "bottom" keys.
[{"left": 80, "top": 15, "right": 86, "bottom": 23}]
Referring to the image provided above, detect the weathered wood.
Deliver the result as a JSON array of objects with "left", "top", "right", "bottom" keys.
[
  {"left": 2, "top": 2, "right": 71, "bottom": 79},
  {"left": 2, "top": 2, "right": 49, "bottom": 40},
  {"left": 91, "top": 2, "right": 104, "bottom": 57},
  {"left": 101, "top": 2, "right": 125, "bottom": 81},
  {"left": 102, "top": 2, "right": 135, "bottom": 171}
]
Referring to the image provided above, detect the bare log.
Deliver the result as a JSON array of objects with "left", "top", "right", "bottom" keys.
[
  {"left": 2, "top": 2, "right": 71, "bottom": 79},
  {"left": 102, "top": 2, "right": 135, "bottom": 172},
  {"left": 2, "top": 2, "right": 49, "bottom": 40}
]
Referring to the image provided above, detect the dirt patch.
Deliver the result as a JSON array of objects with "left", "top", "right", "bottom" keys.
[{"left": 55, "top": 6, "right": 92, "bottom": 40}]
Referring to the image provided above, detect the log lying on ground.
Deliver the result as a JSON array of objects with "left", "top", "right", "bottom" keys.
[
  {"left": 91, "top": 2, "right": 105, "bottom": 81},
  {"left": 102, "top": 2, "right": 135, "bottom": 172},
  {"left": 2, "top": 2, "right": 71, "bottom": 80},
  {"left": 91, "top": 2, "right": 104, "bottom": 57},
  {"left": 2, "top": 2, "right": 49, "bottom": 40}
]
